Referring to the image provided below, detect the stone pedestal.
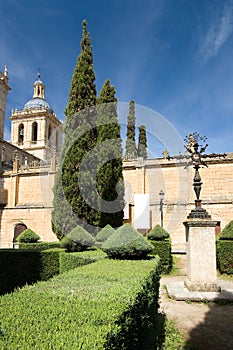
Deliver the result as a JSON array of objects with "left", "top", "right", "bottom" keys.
[{"left": 183, "top": 219, "right": 220, "bottom": 292}]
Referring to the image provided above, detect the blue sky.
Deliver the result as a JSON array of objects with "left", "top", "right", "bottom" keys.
[{"left": 1, "top": 0, "right": 233, "bottom": 156}]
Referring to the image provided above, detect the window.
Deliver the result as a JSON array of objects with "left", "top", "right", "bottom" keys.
[
  {"left": 48, "top": 125, "right": 51, "bottom": 147},
  {"left": 31, "top": 122, "right": 38, "bottom": 143},
  {"left": 18, "top": 124, "right": 24, "bottom": 144}
]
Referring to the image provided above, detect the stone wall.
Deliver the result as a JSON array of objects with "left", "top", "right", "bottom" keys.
[{"left": 0, "top": 153, "right": 233, "bottom": 250}]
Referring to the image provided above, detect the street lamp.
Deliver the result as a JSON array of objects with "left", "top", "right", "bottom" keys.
[{"left": 159, "top": 190, "right": 165, "bottom": 227}]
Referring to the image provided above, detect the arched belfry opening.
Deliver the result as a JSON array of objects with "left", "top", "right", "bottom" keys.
[
  {"left": 18, "top": 124, "right": 24, "bottom": 144},
  {"left": 31, "top": 122, "right": 38, "bottom": 143}
]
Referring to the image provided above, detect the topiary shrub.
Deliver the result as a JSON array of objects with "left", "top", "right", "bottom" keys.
[
  {"left": 16, "top": 228, "right": 40, "bottom": 243},
  {"left": 147, "top": 225, "right": 172, "bottom": 273},
  {"left": 102, "top": 223, "right": 154, "bottom": 259},
  {"left": 147, "top": 224, "right": 170, "bottom": 241},
  {"left": 61, "top": 226, "right": 95, "bottom": 252},
  {"left": 95, "top": 225, "right": 115, "bottom": 247},
  {"left": 218, "top": 220, "right": 233, "bottom": 240}
]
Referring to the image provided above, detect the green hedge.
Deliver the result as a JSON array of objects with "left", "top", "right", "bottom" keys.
[
  {"left": 19, "top": 242, "right": 61, "bottom": 250},
  {"left": 0, "top": 249, "right": 106, "bottom": 295},
  {"left": 0, "top": 258, "right": 160, "bottom": 349},
  {"left": 216, "top": 240, "right": 233, "bottom": 274},
  {"left": 59, "top": 249, "right": 107, "bottom": 273},
  {"left": 0, "top": 249, "right": 60, "bottom": 295},
  {"left": 149, "top": 239, "right": 172, "bottom": 273}
]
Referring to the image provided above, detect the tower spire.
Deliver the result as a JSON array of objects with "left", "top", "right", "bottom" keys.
[{"left": 33, "top": 69, "right": 45, "bottom": 99}]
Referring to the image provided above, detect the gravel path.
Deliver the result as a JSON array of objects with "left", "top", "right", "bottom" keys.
[{"left": 159, "top": 255, "right": 233, "bottom": 349}]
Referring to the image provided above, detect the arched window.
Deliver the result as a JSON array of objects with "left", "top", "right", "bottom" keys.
[
  {"left": 18, "top": 124, "right": 24, "bottom": 144},
  {"left": 13, "top": 223, "right": 27, "bottom": 247},
  {"left": 31, "top": 122, "right": 38, "bottom": 143},
  {"left": 48, "top": 125, "right": 51, "bottom": 147}
]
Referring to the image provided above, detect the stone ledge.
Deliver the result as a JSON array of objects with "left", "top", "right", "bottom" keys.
[{"left": 166, "top": 280, "right": 233, "bottom": 302}]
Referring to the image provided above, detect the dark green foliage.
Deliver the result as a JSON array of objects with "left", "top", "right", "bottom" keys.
[
  {"left": 147, "top": 224, "right": 170, "bottom": 241},
  {"left": 52, "top": 20, "right": 99, "bottom": 238},
  {"left": 125, "top": 100, "right": 137, "bottom": 159},
  {"left": 0, "top": 249, "right": 60, "bottom": 295},
  {"left": 216, "top": 240, "right": 233, "bottom": 274},
  {"left": 65, "top": 19, "right": 96, "bottom": 129},
  {"left": 102, "top": 223, "right": 154, "bottom": 259},
  {"left": 138, "top": 124, "right": 147, "bottom": 159},
  {"left": 218, "top": 220, "right": 233, "bottom": 240},
  {"left": 59, "top": 249, "right": 106, "bottom": 273},
  {"left": 95, "top": 224, "right": 115, "bottom": 243},
  {"left": 149, "top": 239, "right": 172, "bottom": 273},
  {"left": 16, "top": 228, "right": 40, "bottom": 243},
  {"left": 19, "top": 242, "right": 61, "bottom": 250},
  {"left": 96, "top": 79, "right": 124, "bottom": 228},
  {"left": 0, "top": 258, "right": 160, "bottom": 349},
  {"left": 61, "top": 226, "right": 95, "bottom": 252}
]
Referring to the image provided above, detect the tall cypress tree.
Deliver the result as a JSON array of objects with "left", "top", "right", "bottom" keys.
[
  {"left": 138, "top": 125, "right": 148, "bottom": 159},
  {"left": 52, "top": 20, "right": 99, "bottom": 238},
  {"left": 96, "top": 79, "right": 124, "bottom": 228},
  {"left": 125, "top": 100, "right": 137, "bottom": 159}
]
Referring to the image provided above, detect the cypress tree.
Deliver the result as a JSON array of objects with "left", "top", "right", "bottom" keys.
[
  {"left": 125, "top": 100, "right": 137, "bottom": 159},
  {"left": 96, "top": 79, "right": 124, "bottom": 228},
  {"left": 52, "top": 20, "right": 99, "bottom": 238},
  {"left": 138, "top": 124, "right": 148, "bottom": 159}
]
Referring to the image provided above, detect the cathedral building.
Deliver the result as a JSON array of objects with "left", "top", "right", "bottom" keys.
[{"left": 0, "top": 67, "right": 233, "bottom": 251}]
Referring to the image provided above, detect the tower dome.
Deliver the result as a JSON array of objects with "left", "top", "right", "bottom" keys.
[{"left": 22, "top": 71, "right": 54, "bottom": 113}]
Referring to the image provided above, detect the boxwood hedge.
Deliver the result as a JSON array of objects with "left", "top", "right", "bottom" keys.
[
  {"left": 19, "top": 242, "right": 61, "bottom": 250},
  {"left": 0, "top": 249, "right": 106, "bottom": 295},
  {"left": 0, "top": 257, "right": 160, "bottom": 349},
  {"left": 216, "top": 240, "right": 233, "bottom": 274}
]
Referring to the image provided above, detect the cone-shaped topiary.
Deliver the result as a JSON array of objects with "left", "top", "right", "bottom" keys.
[
  {"left": 62, "top": 226, "right": 95, "bottom": 252},
  {"left": 219, "top": 220, "right": 233, "bottom": 240},
  {"left": 102, "top": 223, "right": 154, "bottom": 259},
  {"left": 147, "top": 225, "right": 170, "bottom": 241},
  {"left": 95, "top": 224, "right": 115, "bottom": 243},
  {"left": 16, "top": 229, "right": 40, "bottom": 243}
]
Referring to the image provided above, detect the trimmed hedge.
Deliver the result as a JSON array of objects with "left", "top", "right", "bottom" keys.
[
  {"left": 102, "top": 223, "right": 154, "bottom": 259},
  {"left": 147, "top": 224, "right": 170, "bottom": 241},
  {"left": 19, "top": 242, "right": 61, "bottom": 250},
  {"left": 59, "top": 249, "right": 107, "bottom": 273},
  {"left": 0, "top": 257, "right": 160, "bottom": 349},
  {"left": 16, "top": 228, "right": 40, "bottom": 243},
  {"left": 61, "top": 226, "right": 95, "bottom": 252},
  {"left": 95, "top": 225, "right": 115, "bottom": 243},
  {"left": 216, "top": 240, "right": 233, "bottom": 274},
  {"left": 149, "top": 239, "right": 172, "bottom": 273},
  {"left": 218, "top": 220, "right": 233, "bottom": 240},
  {"left": 0, "top": 249, "right": 106, "bottom": 295},
  {"left": 0, "top": 249, "right": 60, "bottom": 295}
]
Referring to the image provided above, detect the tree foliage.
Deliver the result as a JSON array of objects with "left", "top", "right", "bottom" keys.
[
  {"left": 52, "top": 20, "right": 99, "bottom": 238},
  {"left": 125, "top": 100, "right": 137, "bottom": 159},
  {"left": 138, "top": 124, "right": 147, "bottom": 159},
  {"left": 96, "top": 79, "right": 124, "bottom": 228}
]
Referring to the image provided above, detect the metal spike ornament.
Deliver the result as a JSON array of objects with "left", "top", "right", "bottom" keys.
[{"left": 185, "top": 133, "right": 211, "bottom": 219}]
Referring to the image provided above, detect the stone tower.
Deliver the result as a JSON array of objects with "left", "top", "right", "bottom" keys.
[
  {"left": 0, "top": 66, "right": 11, "bottom": 140},
  {"left": 9, "top": 72, "right": 63, "bottom": 161}
]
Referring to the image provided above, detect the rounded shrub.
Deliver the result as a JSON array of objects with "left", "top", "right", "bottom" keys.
[
  {"left": 61, "top": 226, "right": 95, "bottom": 252},
  {"left": 102, "top": 223, "right": 154, "bottom": 259},
  {"left": 219, "top": 220, "right": 233, "bottom": 240},
  {"left": 16, "top": 228, "right": 40, "bottom": 243},
  {"left": 147, "top": 225, "right": 170, "bottom": 241},
  {"left": 95, "top": 225, "right": 115, "bottom": 243}
]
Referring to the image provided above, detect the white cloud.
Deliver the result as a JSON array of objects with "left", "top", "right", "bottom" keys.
[{"left": 198, "top": 1, "right": 233, "bottom": 62}]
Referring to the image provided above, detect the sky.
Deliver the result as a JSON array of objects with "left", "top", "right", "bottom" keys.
[{"left": 1, "top": 0, "right": 233, "bottom": 157}]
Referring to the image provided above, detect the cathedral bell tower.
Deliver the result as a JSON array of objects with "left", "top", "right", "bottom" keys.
[{"left": 9, "top": 71, "right": 63, "bottom": 161}]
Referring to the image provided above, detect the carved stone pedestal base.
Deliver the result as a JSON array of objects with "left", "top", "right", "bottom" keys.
[{"left": 183, "top": 219, "right": 219, "bottom": 292}]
